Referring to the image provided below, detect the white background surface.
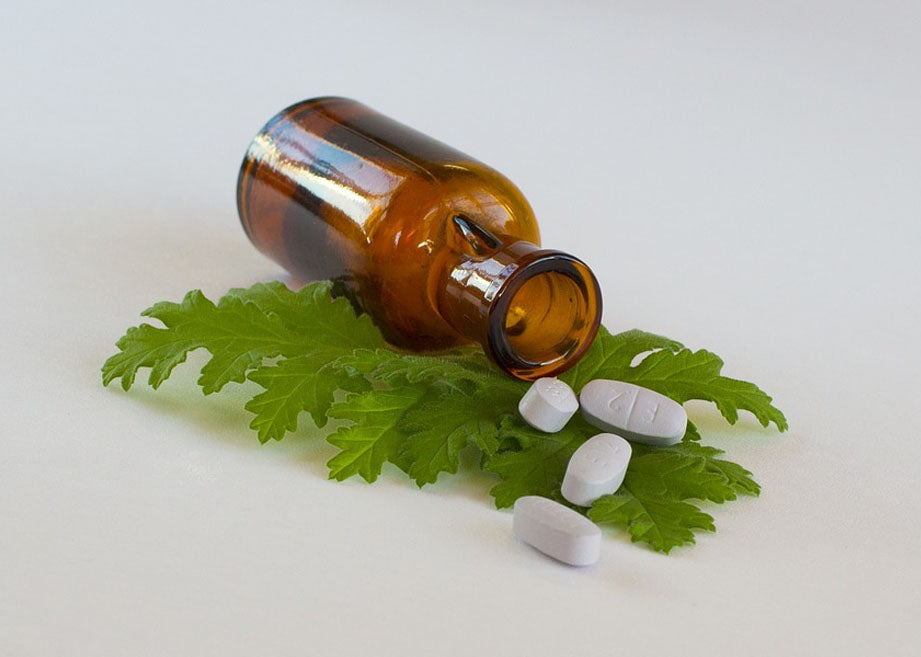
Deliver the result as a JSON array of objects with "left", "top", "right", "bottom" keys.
[{"left": 2, "top": 2, "right": 920, "bottom": 655}]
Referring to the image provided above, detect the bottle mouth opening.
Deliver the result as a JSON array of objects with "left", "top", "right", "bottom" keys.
[{"left": 487, "top": 252, "right": 602, "bottom": 380}]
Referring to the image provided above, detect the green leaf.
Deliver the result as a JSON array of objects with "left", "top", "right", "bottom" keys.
[
  {"left": 666, "top": 442, "right": 761, "bottom": 497},
  {"left": 222, "top": 281, "right": 315, "bottom": 330},
  {"left": 226, "top": 281, "right": 383, "bottom": 348},
  {"left": 562, "top": 327, "right": 787, "bottom": 432},
  {"left": 104, "top": 280, "right": 785, "bottom": 556},
  {"left": 104, "top": 289, "right": 303, "bottom": 393},
  {"left": 485, "top": 417, "right": 761, "bottom": 552},
  {"left": 682, "top": 420, "right": 702, "bottom": 442},
  {"left": 626, "top": 445, "right": 737, "bottom": 504},
  {"left": 102, "top": 322, "right": 201, "bottom": 391},
  {"left": 589, "top": 491, "right": 715, "bottom": 554},
  {"left": 586, "top": 441, "right": 759, "bottom": 552},
  {"left": 104, "top": 282, "right": 386, "bottom": 439},
  {"left": 245, "top": 356, "right": 370, "bottom": 442},
  {"left": 484, "top": 416, "right": 598, "bottom": 508},
  {"left": 560, "top": 327, "right": 684, "bottom": 390},
  {"left": 242, "top": 288, "right": 386, "bottom": 437},
  {"left": 394, "top": 386, "right": 517, "bottom": 486},
  {"left": 623, "top": 349, "right": 787, "bottom": 430},
  {"left": 104, "top": 288, "right": 301, "bottom": 393},
  {"left": 334, "top": 346, "right": 522, "bottom": 396},
  {"left": 326, "top": 386, "right": 428, "bottom": 483}
]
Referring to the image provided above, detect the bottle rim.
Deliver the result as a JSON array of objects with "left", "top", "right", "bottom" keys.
[{"left": 485, "top": 250, "right": 602, "bottom": 380}]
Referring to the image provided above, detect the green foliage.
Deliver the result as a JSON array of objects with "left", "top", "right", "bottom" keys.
[
  {"left": 103, "top": 281, "right": 786, "bottom": 554},
  {"left": 559, "top": 327, "right": 787, "bottom": 431},
  {"left": 586, "top": 441, "right": 760, "bottom": 553},
  {"left": 484, "top": 416, "right": 595, "bottom": 508},
  {"left": 326, "top": 386, "right": 429, "bottom": 483},
  {"left": 394, "top": 384, "right": 512, "bottom": 485}
]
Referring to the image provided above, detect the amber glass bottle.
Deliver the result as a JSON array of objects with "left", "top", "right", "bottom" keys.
[{"left": 237, "top": 97, "right": 601, "bottom": 380}]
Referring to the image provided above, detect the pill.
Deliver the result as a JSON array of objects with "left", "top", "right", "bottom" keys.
[
  {"left": 579, "top": 379, "right": 687, "bottom": 446},
  {"left": 561, "top": 433, "right": 632, "bottom": 507},
  {"left": 513, "top": 496, "right": 602, "bottom": 566},
  {"left": 518, "top": 377, "right": 579, "bottom": 433}
]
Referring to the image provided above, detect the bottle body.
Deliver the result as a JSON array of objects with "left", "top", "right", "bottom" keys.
[{"left": 237, "top": 97, "right": 601, "bottom": 379}]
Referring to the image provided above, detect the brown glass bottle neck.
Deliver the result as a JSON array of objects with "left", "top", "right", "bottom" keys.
[
  {"left": 435, "top": 239, "right": 603, "bottom": 380},
  {"left": 436, "top": 239, "right": 542, "bottom": 347}
]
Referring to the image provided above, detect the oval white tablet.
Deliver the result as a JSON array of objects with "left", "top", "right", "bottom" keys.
[
  {"left": 579, "top": 380, "right": 687, "bottom": 446},
  {"left": 561, "top": 433, "right": 632, "bottom": 507},
  {"left": 513, "top": 495, "right": 601, "bottom": 566},
  {"left": 518, "top": 377, "right": 579, "bottom": 433}
]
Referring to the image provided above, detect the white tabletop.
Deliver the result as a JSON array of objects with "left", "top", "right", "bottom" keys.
[{"left": 2, "top": 2, "right": 919, "bottom": 655}]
